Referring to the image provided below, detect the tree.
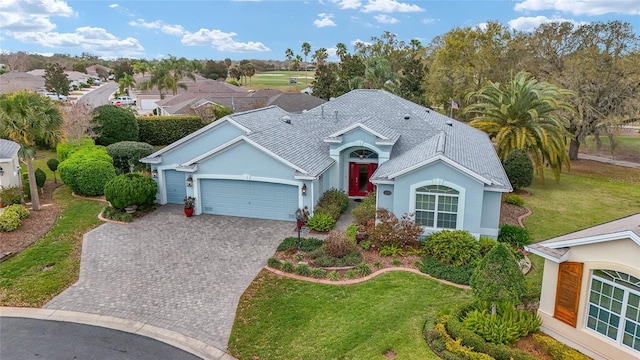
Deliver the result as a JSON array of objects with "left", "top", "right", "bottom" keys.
[
  {"left": 465, "top": 71, "right": 575, "bottom": 183},
  {"left": 336, "top": 42, "right": 348, "bottom": 60},
  {"left": 47, "top": 158, "right": 59, "bottom": 183},
  {"left": 285, "top": 48, "right": 294, "bottom": 70},
  {"left": 91, "top": 105, "right": 138, "bottom": 146},
  {"left": 228, "top": 65, "right": 242, "bottom": 82},
  {"left": 224, "top": 58, "right": 232, "bottom": 69},
  {"left": 0, "top": 91, "right": 63, "bottom": 211},
  {"left": 118, "top": 72, "right": 136, "bottom": 95},
  {"left": 397, "top": 41, "right": 427, "bottom": 105},
  {"left": 111, "top": 60, "right": 134, "bottom": 82},
  {"left": 503, "top": 149, "right": 534, "bottom": 190},
  {"left": 301, "top": 42, "right": 311, "bottom": 68},
  {"left": 312, "top": 48, "right": 328, "bottom": 66},
  {"left": 202, "top": 60, "right": 228, "bottom": 80},
  {"left": 61, "top": 103, "right": 95, "bottom": 143},
  {"left": 470, "top": 243, "right": 526, "bottom": 315},
  {"left": 72, "top": 60, "right": 89, "bottom": 73},
  {"left": 132, "top": 60, "right": 150, "bottom": 77},
  {"left": 311, "top": 63, "right": 339, "bottom": 100},
  {"left": 242, "top": 63, "right": 255, "bottom": 85},
  {"left": 44, "top": 63, "right": 70, "bottom": 96}
]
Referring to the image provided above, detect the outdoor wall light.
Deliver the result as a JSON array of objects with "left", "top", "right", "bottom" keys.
[
  {"left": 151, "top": 169, "right": 158, "bottom": 178},
  {"left": 301, "top": 184, "right": 307, "bottom": 196},
  {"left": 186, "top": 176, "right": 193, "bottom": 187},
  {"left": 0, "top": 167, "right": 4, "bottom": 176}
]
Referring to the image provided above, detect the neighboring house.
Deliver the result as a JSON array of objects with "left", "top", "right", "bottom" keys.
[
  {"left": 141, "top": 89, "right": 511, "bottom": 237},
  {"left": 0, "top": 139, "right": 22, "bottom": 189},
  {"left": 0, "top": 72, "right": 45, "bottom": 94},
  {"left": 526, "top": 214, "right": 640, "bottom": 360}
]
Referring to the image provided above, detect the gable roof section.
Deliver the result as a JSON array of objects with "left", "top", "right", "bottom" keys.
[
  {"left": 525, "top": 213, "right": 640, "bottom": 262},
  {"left": 0, "top": 139, "right": 20, "bottom": 161}
]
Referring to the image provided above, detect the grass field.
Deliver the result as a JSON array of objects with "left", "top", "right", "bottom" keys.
[
  {"left": 241, "top": 71, "right": 314, "bottom": 92},
  {"left": 579, "top": 134, "right": 640, "bottom": 162}
]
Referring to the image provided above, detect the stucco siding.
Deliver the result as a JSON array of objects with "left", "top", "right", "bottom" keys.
[
  {"left": 0, "top": 157, "right": 21, "bottom": 189},
  {"left": 159, "top": 121, "right": 245, "bottom": 165},
  {"left": 342, "top": 128, "right": 378, "bottom": 147},
  {"left": 480, "top": 191, "right": 502, "bottom": 237},
  {"left": 376, "top": 184, "right": 394, "bottom": 211}
]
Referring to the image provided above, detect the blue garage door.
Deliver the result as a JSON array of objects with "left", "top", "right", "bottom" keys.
[
  {"left": 164, "top": 170, "right": 187, "bottom": 204},
  {"left": 200, "top": 179, "right": 297, "bottom": 221}
]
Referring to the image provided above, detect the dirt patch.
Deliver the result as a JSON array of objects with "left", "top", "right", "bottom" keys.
[
  {"left": 512, "top": 334, "right": 554, "bottom": 360},
  {"left": 500, "top": 202, "right": 528, "bottom": 227},
  {"left": 1, "top": 180, "right": 61, "bottom": 259}
]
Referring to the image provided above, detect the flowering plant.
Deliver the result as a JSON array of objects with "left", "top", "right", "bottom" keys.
[{"left": 184, "top": 196, "right": 196, "bottom": 209}]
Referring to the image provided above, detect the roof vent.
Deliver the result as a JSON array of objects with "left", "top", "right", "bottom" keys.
[
  {"left": 281, "top": 116, "right": 291, "bottom": 124},
  {"left": 329, "top": 97, "right": 335, "bottom": 101},
  {"left": 446, "top": 120, "right": 453, "bottom": 127},
  {"left": 404, "top": 114, "right": 410, "bottom": 120},
  {"left": 426, "top": 109, "right": 430, "bottom": 113}
]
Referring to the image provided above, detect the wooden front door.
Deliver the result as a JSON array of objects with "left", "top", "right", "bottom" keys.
[{"left": 348, "top": 162, "right": 378, "bottom": 196}]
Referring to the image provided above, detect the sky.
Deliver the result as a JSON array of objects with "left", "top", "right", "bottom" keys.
[{"left": 1, "top": 0, "right": 639, "bottom": 61}]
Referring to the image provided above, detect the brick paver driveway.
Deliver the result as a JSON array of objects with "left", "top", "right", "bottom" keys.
[{"left": 45, "top": 205, "right": 294, "bottom": 351}]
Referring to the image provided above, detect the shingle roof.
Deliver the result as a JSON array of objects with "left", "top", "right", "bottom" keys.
[
  {"left": 0, "top": 139, "right": 20, "bottom": 160},
  {"left": 526, "top": 213, "right": 640, "bottom": 261},
  {"left": 223, "top": 89, "right": 510, "bottom": 190}
]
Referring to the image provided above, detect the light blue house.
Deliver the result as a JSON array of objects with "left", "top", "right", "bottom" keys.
[{"left": 141, "top": 90, "right": 511, "bottom": 237}]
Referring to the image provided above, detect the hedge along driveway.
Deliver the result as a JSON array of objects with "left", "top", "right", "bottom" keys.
[{"left": 136, "top": 116, "right": 211, "bottom": 145}]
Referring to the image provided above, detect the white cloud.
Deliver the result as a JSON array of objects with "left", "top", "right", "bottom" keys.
[
  {"left": 181, "top": 29, "right": 270, "bottom": 52},
  {"left": 508, "top": 16, "right": 588, "bottom": 32},
  {"left": 0, "top": 0, "right": 74, "bottom": 32},
  {"left": 361, "top": 0, "right": 424, "bottom": 13},
  {"left": 421, "top": 18, "right": 438, "bottom": 25},
  {"left": 330, "top": 0, "right": 362, "bottom": 9},
  {"left": 373, "top": 14, "right": 399, "bottom": 24},
  {"left": 129, "top": 19, "right": 186, "bottom": 36},
  {"left": 109, "top": 3, "right": 119, "bottom": 8},
  {"left": 13, "top": 26, "right": 144, "bottom": 57},
  {"left": 313, "top": 13, "right": 337, "bottom": 28},
  {"left": 475, "top": 22, "right": 488, "bottom": 31},
  {"left": 514, "top": 0, "right": 640, "bottom": 15},
  {"left": 352, "top": 38, "right": 372, "bottom": 47}
]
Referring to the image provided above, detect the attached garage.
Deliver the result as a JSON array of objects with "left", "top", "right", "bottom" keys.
[
  {"left": 164, "top": 170, "right": 187, "bottom": 204},
  {"left": 200, "top": 179, "right": 298, "bottom": 221}
]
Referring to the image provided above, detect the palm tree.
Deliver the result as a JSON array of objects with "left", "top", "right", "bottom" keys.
[
  {"left": 301, "top": 42, "right": 311, "bottom": 69},
  {"left": 293, "top": 55, "right": 303, "bottom": 71},
  {"left": 118, "top": 72, "right": 136, "bottom": 96},
  {"left": 242, "top": 63, "right": 255, "bottom": 85},
  {"left": 0, "top": 91, "right": 63, "bottom": 211},
  {"left": 336, "top": 42, "right": 348, "bottom": 61},
  {"left": 465, "top": 71, "right": 575, "bottom": 183},
  {"left": 132, "top": 60, "right": 150, "bottom": 77},
  {"left": 285, "top": 48, "right": 294, "bottom": 70},
  {"left": 312, "top": 48, "right": 328, "bottom": 67}
]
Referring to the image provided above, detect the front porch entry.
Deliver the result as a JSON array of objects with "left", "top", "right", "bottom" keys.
[{"left": 348, "top": 162, "right": 377, "bottom": 196}]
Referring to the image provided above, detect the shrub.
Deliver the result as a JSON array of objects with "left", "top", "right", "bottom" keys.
[
  {"left": 359, "top": 240, "right": 372, "bottom": 250},
  {"left": 47, "top": 158, "right": 59, "bottom": 182},
  {"left": 101, "top": 206, "right": 134, "bottom": 223},
  {"left": 309, "top": 247, "right": 363, "bottom": 267},
  {"left": 315, "top": 203, "right": 342, "bottom": 220},
  {"left": 419, "top": 256, "right": 476, "bottom": 285},
  {"left": 295, "top": 263, "right": 312, "bottom": 276},
  {"left": 365, "top": 209, "right": 423, "bottom": 248},
  {"left": 106, "top": 141, "right": 153, "bottom": 174},
  {"left": 104, "top": 173, "right": 157, "bottom": 210},
  {"left": 277, "top": 237, "right": 324, "bottom": 252},
  {"left": 92, "top": 104, "right": 138, "bottom": 146},
  {"left": 498, "top": 224, "right": 531, "bottom": 249},
  {"left": 463, "top": 305, "right": 541, "bottom": 345},
  {"left": 0, "top": 210, "right": 21, "bottom": 232},
  {"left": 310, "top": 268, "right": 325, "bottom": 279},
  {"left": 345, "top": 270, "right": 356, "bottom": 279},
  {"left": 423, "top": 230, "right": 481, "bottom": 266},
  {"left": 35, "top": 168, "right": 46, "bottom": 189},
  {"left": 137, "top": 116, "right": 210, "bottom": 145},
  {"left": 503, "top": 149, "right": 533, "bottom": 190},
  {"left": 379, "top": 243, "right": 405, "bottom": 257},
  {"left": 0, "top": 185, "right": 23, "bottom": 206},
  {"left": 281, "top": 261, "right": 294, "bottom": 273},
  {"left": 355, "top": 262, "right": 372, "bottom": 277},
  {"left": 532, "top": 333, "right": 591, "bottom": 360},
  {"left": 478, "top": 236, "right": 497, "bottom": 257},
  {"left": 346, "top": 224, "right": 358, "bottom": 242},
  {"left": 267, "top": 257, "right": 281, "bottom": 269},
  {"left": 307, "top": 212, "right": 336, "bottom": 232},
  {"left": 431, "top": 319, "right": 494, "bottom": 360},
  {"left": 318, "top": 188, "right": 349, "bottom": 212},
  {"left": 352, "top": 191, "right": 376, "bottom": 226},
  {"left": 327, "top": 271, "right": 340, "bottom": 281},
  {"left": 323, "top": 230, "right": 357, "bottom": 258},
  {"left": 4, "top": 203, "right": 30, "bottom": 220},
  {"left": 56, "top": 138, "right": 95, "bottom": 162},
  {"left": 58, "top": 143, "right": 116, "bottom": 196},
  {"left": 504, "top": 194, "right": 524, "bottom": 206}
]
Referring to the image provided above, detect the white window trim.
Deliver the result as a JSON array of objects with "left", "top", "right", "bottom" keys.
[
  {"left": 409, "top": 179, "right": 465, "bottom": 231},
  {"left": 585, "top": 271, "right": 640, "bottom": 354}
]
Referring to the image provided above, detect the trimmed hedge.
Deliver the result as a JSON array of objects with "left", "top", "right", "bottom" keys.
[
  {"left": 56, "top": 138, "right": 96, "bottom": 162},
  {"left": 423, "top": 230, "right": 481, "bottom": 266},
  {"left": 137, "top": 116, "right": 211, "bottom": 145},
  {"left": 58, "top": 144, "right": 116, "bottom": 196},
  {"left": 532, "top": 334, "right": 591, "bottom": 360},
  {"left": 277, "top": 237, "right": 324, "bottom": 252},
  {"left": 503, "top": 149, "right": 533, "bottom": 190},
  {"left": 92, "top": 105, "right": 139, "bottom": 146},
  {"left": 106, "top": 141, "right": 153, "bottom": 174},
  {"left": 419, "top": 256, "right": 476, "bottom": 285},
  {"left": 104, "top": 173, "right": 157, "bottom": 210}
]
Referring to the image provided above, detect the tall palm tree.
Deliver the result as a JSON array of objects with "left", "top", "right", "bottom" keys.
[
  {"left": 132, "top": 60, "right": 150, "bottom": 77},
  {"left": 465, "top": 71, "right": 575, "bottom": 183},
  {"left": 285, "top": 48, "right": 294, "bottom": 70},
  {"left": 312, "top": 48, "right": 328, "bottom": 66},
  {"left": 0, "top": 91, "right": 63, "bottom": 210},
  {"left": 336, "top": 42, "right": 348, "bottom": 61},
  {"left": 301, "top": 42, "right": 311, "bottom": 69},
  {"left": 293, "top": 55, "right": 303, "bottom": 71},
  {"left": 118, "top": 72, "right": 136, "bottom": 95}
]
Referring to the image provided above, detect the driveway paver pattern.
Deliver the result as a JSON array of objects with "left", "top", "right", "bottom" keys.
[{"left": 45, "top": 205, "right": 294, "bottom": 351}]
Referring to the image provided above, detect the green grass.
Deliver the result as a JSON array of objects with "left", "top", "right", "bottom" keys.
[
  {"left": 24, "top": 149, "right": 58, "bottom": 181},
  {"left": 0, "top": 186, "right": 104, "bottom": 307},
  {"left": 229, "top": 271, "right": 471, "bottom": 360},
  {"left": 240, "top": 71, "right": 315, "bottom": 91},
  {"left": 581, "top": 135, "right": 640, "bottom": 154}
]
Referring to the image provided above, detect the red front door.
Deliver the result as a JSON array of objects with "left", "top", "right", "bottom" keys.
[{"left": 348, "top": 162, "right": 378, "bottom": 196}]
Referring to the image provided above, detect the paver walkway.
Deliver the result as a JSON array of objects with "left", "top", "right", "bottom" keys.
[{"left": 45, "top": 205, "right": 293, "bottom": 352}]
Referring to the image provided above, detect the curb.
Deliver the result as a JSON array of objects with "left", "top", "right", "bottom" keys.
[
  {"left": 0, "top": 307, "right": 236, "bottom": 360},
  {"left": 264, "top": 266, "right": 471, "bottom": 290},
  {"left": 517, "top": 207, "right": 533, "bottom": 227}
]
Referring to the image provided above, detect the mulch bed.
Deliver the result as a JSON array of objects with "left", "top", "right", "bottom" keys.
[
  {"left": 500, "top": 202, "right": 529, "bottom": 227},
  {"left": 0, "top": 180, "right": 61, "bottom": 260}
]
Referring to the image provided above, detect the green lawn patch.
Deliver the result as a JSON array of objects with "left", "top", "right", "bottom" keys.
[
  {"left": 0, "top": 186, "right": 104, "bottom": 307},
  {"left": 24, "top": 149, "right": 58, "bottom": 180},
  {"left": 242, "top": 71, "right": 314, "bottom": 91},
  {"left": 229, "top": 270, "right": 471, "bottom": 360}
]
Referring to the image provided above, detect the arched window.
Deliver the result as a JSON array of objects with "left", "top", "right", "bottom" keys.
[
  {"left": 414, "top": 185, "right": 459, "bottom": 229},
  {"left": 349, "top": 149, "right": 378, "bottom": 159},
  {"left": 587, "top": 269, "right": 640, "bottom": 353}
]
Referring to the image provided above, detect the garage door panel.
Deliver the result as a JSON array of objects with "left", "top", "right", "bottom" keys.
[
  {"left": 200, "top": 180, "right": 297, "bottom": 221},
  {"left": 165, "top": 170, "right": 186, "bottom": 204}
]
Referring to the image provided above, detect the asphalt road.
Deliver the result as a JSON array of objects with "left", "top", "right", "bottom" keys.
[
  {"left": 77, "top": 82, "right": 118, "bottom": 108},
  {"left": 0, "top": 317, "right": 202, "bottom": 360}
]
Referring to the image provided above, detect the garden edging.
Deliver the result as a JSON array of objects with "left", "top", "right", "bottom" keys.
[
  {"left": 265, "top": 266, "right": 471, "bottom": 290},
  {"left": 517, "top": 207, "right": 532, "bottom": 227}
]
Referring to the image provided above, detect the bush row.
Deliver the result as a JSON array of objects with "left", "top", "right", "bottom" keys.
[
  {"left": 419, "top": 256, "right": 476, "bottom": 285},
  {"left": 428, "top": 317, "right": 494, "bottom": 360},
  {"left": 137, "top": 116, "right": 211, "bottom": 145},
  {"left": 532, "top": 333, "right": 591, "bottom": 360},
  {"left": 0, "top": 204, "right": 30, "bottom": 232},
  {"left": 277, "top": 237, "right": 324, "bottom": 252},
  {"left": 268, "top": 258, "right": 372, "bottom": 279}
]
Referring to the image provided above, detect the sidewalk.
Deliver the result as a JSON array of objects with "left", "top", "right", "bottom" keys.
[{"left": 578, "top": 153, "right": 640, "bottom": 170}]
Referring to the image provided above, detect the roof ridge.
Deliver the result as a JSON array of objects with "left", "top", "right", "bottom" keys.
[{"left": 436, "top": 131, "right": 446, "bottom": 155}]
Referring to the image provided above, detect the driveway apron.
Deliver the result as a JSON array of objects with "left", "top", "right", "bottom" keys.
[{"left": 45, "top": 205, "right": 294, "bottom": 351}]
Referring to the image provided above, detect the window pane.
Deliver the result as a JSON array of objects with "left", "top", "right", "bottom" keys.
[{"left": 416, "top": 211, "right": 433, "bottom": 227}]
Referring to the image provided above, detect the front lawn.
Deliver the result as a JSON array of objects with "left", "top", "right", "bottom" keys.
[
  {"left": 229, "top": 270, "right": 471, "bottom": 360},
  {"left": 0, "top": 186, "right": 104, "bottom": 307}
]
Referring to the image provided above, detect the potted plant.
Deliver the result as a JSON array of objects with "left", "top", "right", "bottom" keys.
[
  {"left": 295, "top": 206, "right": 310, "bottom": 229},
  {"left": 184, "top": 196, "right": 195, "bottom": 217}
]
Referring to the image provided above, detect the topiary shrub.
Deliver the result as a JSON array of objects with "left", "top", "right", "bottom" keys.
[
  {"left": 104, "top": 173, "right": 157, "bottom": 210},
  {"left": 352, "top": 191, "right": 376, "bottom": 226},
  {"left": 323, "top": 230, "right": 357, "bottom": 258},
  {"left": 58, "top": 144, "right": 116, "bottom": 196},
  {"left": 306, "top": 212, "right": 336, "bottom": 232},
  {"left": 503, "top": 149, "right": 533, "bottom": 190},
  {"left": 106, "top": 141, "right": 153, "bottom": 174},
  {"left": 35, "top": 168, "right": 46, "bottom": 189},
  {"left": 47, "top": 158, "right": 59, "bottom": 183},
  {"left": 423, "top": 230, "right": 481, "bottom": 266},
  {"left": 498, "top": 224, "right": 531, "bottom": 249},
  {"left": 91, "top": 104, "right": 138, "bottom": 146}
]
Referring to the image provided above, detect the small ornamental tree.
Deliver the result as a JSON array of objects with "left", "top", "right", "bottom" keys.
[
  {"left": 503, "top": 149, "right": 534, "bottom": 190},
  {"left": 91, "top": 105, "right": 138, "bottom": 146},
  {"left": 47, "top": 158, "right": 59, "bottom": 183},
  {"left": 104, "top": 173, "right": 157, "bottom": 210},
  {"left": 106, "top": 141, "right": 153, "bottom": 174},
  {"left": 34, "top": 168, "right": 46, "bottom": 194},
  {"left": 470, "top": 243, "right": 526, "bottom": 315}
]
